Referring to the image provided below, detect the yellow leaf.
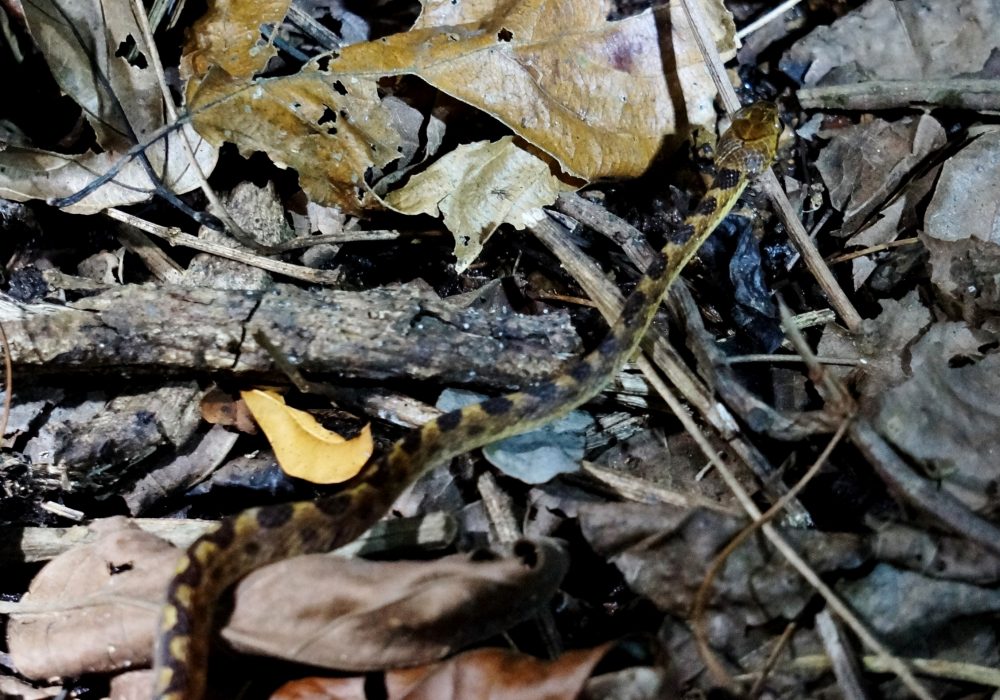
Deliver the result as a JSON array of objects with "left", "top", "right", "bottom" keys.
[{"left": 241, "top": 390, "right": 373, "bottom": 484}]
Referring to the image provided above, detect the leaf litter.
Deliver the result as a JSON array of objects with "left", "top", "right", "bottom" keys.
[{"left": 2, "top": 0, "right": 1000, "bottom": 698}]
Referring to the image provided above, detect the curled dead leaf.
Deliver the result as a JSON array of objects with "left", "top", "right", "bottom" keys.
[{"left": 241, "top": 389, "right": 373, "bottom": 484}]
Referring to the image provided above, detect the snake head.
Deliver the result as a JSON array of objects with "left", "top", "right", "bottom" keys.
[{"left": 720, "top": 102, "right": 782, "bottom": 175}]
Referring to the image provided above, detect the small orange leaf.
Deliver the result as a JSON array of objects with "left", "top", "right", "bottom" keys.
[{"left": 241, "top": 390, "right": 373, "bottom": 484}]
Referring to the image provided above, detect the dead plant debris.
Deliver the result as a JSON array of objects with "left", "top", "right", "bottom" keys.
[{"left": 1, "top": 0, "right": 1000, "bottom": 698}]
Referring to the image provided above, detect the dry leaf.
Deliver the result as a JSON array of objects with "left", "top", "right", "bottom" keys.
[
  {"left": 9, "top": 520, "right": 564, "bottom": 688},
  {"left": 385, "top": 137, "right": 573, "bottom": 272},
  {"left": 921, "top": 128, "right": 1000, "bottom": 319},
  {"left": 815, "top": 115, "right": 946, "bottom": 235},
  {"left": 200, "top": 387, "right": 257, "bottom": 433},
  {"left": 181, "top": 0, "right": 287, "bottom": 80},
  {"left": 817, "top": 291, "right": 931, "bottom": 399},
  {"left": 782, "top": 0, "right": 999, "bottom": 85},
  {"left": 580, "top": 503, "right": 866, "bottom": 673},
  {"left": 181, "top": 0, "right": 406, "bottom": 213},
  {"left": 838, "top": 563, "right": 1000, "bottom": 645},
  {"left": 272, "top": 643, "right": 615, "bottom": 700},
  {"left": 436, "top": 388, "right": 591, "bottom": 483},
  {"left": 0, "top": 0, "right": 217, "bottom": 212},
  {"left": 7, "top": 518, "right": 177, "bottom": 679},
  {"left": 331, "top": 0, "right": 675, "bottom": 180},
  {"left": 223, "top": 539, "right": 568, "bottom": 671},
  {"left": 241, "top": 389, "right": 372, "bottom": 484},
  {"left": 186, "top": 67, "right": 402, "bottom": 213},
  {"left": 873, "top": 323, "right": 1000, "bottom": 513}
]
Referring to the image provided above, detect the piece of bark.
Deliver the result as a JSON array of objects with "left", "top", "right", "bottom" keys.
[{"left": 0, "top": 282, "right": 579, "bottom": 388}]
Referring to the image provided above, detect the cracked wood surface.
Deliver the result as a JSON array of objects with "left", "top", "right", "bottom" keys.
[{"left": 0, "top": 282, "right": 580, "bottom": 388}]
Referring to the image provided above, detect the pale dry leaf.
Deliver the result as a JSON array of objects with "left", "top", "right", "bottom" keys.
[
  {"left": 24, "top": 0, "right": 167, "bottom": 147},
  {"left": 222, "top": 539, "right": 569, "bottom": 671},
  {"left": 838, "top": 563, "right": 1000, "bottom": 646},
  {"left": 781, "top": 0, "right": 1000, "bottom": 85},
  {"left": 435, "top": 388, "right": 591, "bottom": 483},
  {"left": 2, "top": 0, "right": 218, "bottom": 212},
  {"left": 0, "top": 676, "right": 62, "bottom": 700},
  {"left": 844, "top": 162, "right": 941, "bottom": 290},
  {"left": 385, "top": 137, "right": 573, "bottom": 272},
  {"left": 921, "top": 128, "right": 1000, "bottom": 318},
  {"left": 241, "top": 389, "right": 373, "bottom": 484},
  {"left": 817, "top": 290, "right": 931, "bottom": 399},
  {"left": 409, "top": 0, "right": 737, "bottom": 149},
  {"left": 0, "top": 126, "right": 216, "bottom": 215},
  {"left": 580, "top": 502, "right": 866, "bottom": 664}
]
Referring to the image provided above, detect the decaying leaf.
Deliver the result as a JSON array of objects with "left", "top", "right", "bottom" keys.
[
  {"left": 9, "top": 520, "right": 565, "bottom": 684},
  {"left": 385, "top": 137, "right": 574, "bottom": 272},
  {"left": 241, "top": 389, "right": 372, "bottom": 484},
  {"left": 180, "top": 0, "right": 287, "bottom": 80},
  {"left": 874, "top": 323, "right": 1000, "bottom": 513},
  {"left": 580, "top": 502, "right": 866, "bottom": 672},
  {"left": 817, "top": 291, "right": 931, "bottom": 399},
  {"left": 838, "top": 563, "right": 1000, "bottom": 648},
  {"left": 272, "top": 643, "right": 617, "bottom": 700},
  {"left": 7, "top": 518, "right": 177, "bottom": 679},
  {"left": 921, "top": 128, "right": 1000, "bottom": 319},
  {"left": 815, "top": 115, "right": 945, "bottom": 235},
  {"left": 186, "top": 68, "right": 402, "bottom": 213},
  {"left": 0, "top": 0, "right": 217, "bottom": 212},
  {"left": 781, "top": 0, "right": 999, "bottom": 85},
  {"left": 200, "top": 387, "right": 257, "bottom": 433},
  {"left": 223, "top": 539, "right": 568, "bottom": 671},
  {"left": 180, "top": 0, "right": 732, "bottom": 264}
]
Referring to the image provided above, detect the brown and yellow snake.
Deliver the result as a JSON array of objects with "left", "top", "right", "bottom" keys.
[{"left": 152, "top": 102, "right": 781, "bottom": 700}]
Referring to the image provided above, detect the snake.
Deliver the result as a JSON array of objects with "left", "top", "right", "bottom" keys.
[{"left": 151, "top": 101, "right": 781, "bottom": 700}]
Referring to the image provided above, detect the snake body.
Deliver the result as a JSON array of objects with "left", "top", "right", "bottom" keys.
[{"left": 152, "top": 102, "right": 781, "bottom": 700}]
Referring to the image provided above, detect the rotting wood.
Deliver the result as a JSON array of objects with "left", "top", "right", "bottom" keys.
[{"left": 0, "top": 282, "right": 580, "bottom": 388}]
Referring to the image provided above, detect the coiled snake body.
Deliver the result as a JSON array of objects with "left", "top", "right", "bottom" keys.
[{"left": 152, "top": 102, "right": 781, "bottom": 700}]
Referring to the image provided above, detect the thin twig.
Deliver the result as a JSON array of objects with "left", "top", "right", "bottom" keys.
[
  {"left": 749, "top": 621, "right": 799, "bottom": 699},
  {"left": 106, "top": 209, "right": 340, "bottom": 285},
  {"left": 826, "top": 237, "right": 920, "bottom": 265},
  {"left": 691, "top": 418, "right": 850, "bottom": 688},
  {"left": 736, "top": 0, "right": 804, "bottom": 39},
  {"left": 723, "top": 354, "right": 860, "bottom": 366}
]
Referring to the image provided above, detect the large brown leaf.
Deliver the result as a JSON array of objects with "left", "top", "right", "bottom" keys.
[{"left": 330, "top": 0, "right": 673, "bottom": 181}]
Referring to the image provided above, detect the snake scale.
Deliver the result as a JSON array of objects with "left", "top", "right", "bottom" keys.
[{"left": 152, "top": 102, "right": 781, "bottom": 699}]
